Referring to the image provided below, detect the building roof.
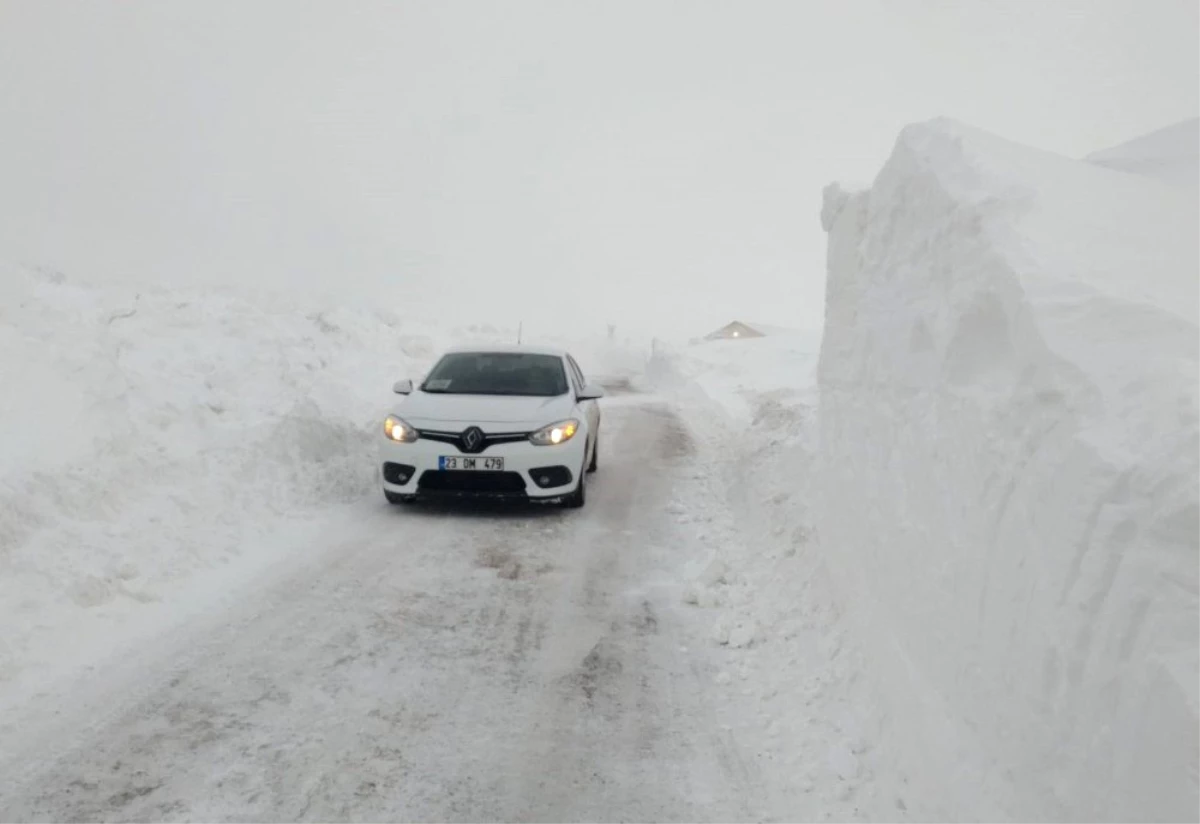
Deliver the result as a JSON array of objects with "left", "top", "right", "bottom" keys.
[{"left": 705, "top": 320, "right": 765, "bottom": 338}]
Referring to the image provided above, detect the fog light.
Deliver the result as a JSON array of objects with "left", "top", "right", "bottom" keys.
[
  {"left": 530, "top": 466, "right": 572, "bottom": 488},
  {"left": 383, "top": 462, "right": 416, "bottom": 485}
]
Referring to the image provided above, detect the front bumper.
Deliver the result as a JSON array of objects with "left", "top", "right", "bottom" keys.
[{"left": 380, "top": 431, "right": 585, "bottom": 502}]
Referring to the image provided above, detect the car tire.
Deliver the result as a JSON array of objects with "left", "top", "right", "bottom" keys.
[
  {"left": 563, "top": 463, "right": 586, "bottom": 509},
  {"left": 384, "top": 490, "right": 415, "bottom": 505},
  {"left": 587, "top": 436, "right": 598, "bottom": 473}
]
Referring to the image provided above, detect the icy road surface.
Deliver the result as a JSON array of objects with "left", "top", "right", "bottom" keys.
[{"left": 1, "top": 400, "right": 772, "bottom": 822}]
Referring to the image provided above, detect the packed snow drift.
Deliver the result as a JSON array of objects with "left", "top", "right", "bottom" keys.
[{"left": 818, "top": 119, "right": 1198, "bottom": 820}]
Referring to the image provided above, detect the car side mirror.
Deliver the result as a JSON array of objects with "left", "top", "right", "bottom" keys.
[
  {"left": 577, "top": 383, "right": 605, "bottom": 401},
  {"left": 392, "top": 379, "right": 413, "bottom": 395}
]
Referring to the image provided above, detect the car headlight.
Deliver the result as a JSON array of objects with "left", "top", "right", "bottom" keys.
[
  {"left": 383, "top": 415, "right": 419, "bottom": 443},
  {"left": 529, "top": 418, "right": 579, "bottom": 446}
]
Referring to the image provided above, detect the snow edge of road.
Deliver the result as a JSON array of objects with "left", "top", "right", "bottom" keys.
[{"left": 658, "top": 368, "right": 954, "bottom": 821}]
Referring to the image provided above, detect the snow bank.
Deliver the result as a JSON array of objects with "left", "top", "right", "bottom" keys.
[
  {"left": 818, "top": 119, "right": 1198, "bottom": 820},
  {"left": 653, "top": 333, "right": 960, "bottom": 819},
  {"left": 0, "top": 265, "right": 643, "bottom": 692},
  {"left": 0, "top": 267, "right": 427, "bottom": 684}
]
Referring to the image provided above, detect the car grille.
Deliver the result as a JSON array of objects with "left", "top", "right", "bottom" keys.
[
  {"left": 416, "top": 429, "right": 530, "bottom": 452},
  {"left": 417, "top": 470, "right": 528, "bottom": 496}
]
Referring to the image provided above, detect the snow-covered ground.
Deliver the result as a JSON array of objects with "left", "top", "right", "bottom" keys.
[
  {"left": 0, "top": 399, "right": 769, "bottom": 822},
  {"left": 1, "top": 261, "right": 884, "bottom": 820},
  {"left": 0, "top": 269, "right": 945, "bottom": 822},
  {"left": 6, "top": 265, "right": 870, "bottom": 822},
  {"left": 817, "top": 119, "right": 1198, "bottom": 820}
]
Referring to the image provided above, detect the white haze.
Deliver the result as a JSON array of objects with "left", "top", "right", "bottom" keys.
[{"left": 1, "top": 0, "right": 1196, "bottom": 339}]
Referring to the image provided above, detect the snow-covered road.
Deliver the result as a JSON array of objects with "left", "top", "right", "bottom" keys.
[{"left": 0, "top": 399, "right": 770, "bottom": 822}]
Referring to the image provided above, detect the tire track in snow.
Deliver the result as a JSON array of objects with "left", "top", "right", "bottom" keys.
[{"left": 0, "top": 400, "right": 761, "bottom": 822}]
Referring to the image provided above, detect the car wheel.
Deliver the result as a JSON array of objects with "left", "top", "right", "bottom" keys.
[
  {"left": 563, "top": 463, "right": 586, "bottom": 509},
  {"left": 384, "top": 490, "right": 415, "bottom": 505},
  {"left": 587, "top": 435, "right": 599, "bottom": 473}
]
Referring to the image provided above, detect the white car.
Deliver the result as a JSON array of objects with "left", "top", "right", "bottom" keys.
[{"left": 380, "top": 345, "right": 604, "bottom": 508}]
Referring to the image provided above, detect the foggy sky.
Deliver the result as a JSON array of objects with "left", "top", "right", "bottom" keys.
[{"left": 1, "top": 1, "right": 1196, "bottom": 339}]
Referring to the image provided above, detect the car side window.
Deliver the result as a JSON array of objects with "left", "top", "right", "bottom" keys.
[
  {"left": 567, "top": 356, "right": 586, "bottom": 391},
  {"left": 560, "top": 356, "right": 580, "bottom": 393}
]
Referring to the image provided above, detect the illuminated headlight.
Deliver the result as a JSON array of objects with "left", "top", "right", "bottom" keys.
[
  {"left": 383, "top": 415, "right": 419, "bottom": 443},
  {"left": 529, "top": 419, "right": 579, "bottom": 446}
]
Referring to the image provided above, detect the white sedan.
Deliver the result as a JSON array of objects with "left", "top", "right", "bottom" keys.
[{"left": 380, "top": 346, "right": 604, "bottom": 508}]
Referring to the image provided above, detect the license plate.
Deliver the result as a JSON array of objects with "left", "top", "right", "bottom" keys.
[{"left": 439, "top": 456, "right": 504, "bottom": 471}]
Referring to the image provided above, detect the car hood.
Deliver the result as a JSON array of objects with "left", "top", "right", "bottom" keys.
[{"left": 396, "top": 391, "right": 575, "bottom": 429}]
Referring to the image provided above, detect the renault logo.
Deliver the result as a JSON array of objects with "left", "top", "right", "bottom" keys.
[{"left": 461, "top": 426, "right": 484, "bottom": 453}]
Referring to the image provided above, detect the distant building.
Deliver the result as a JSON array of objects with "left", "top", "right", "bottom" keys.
[{"left": 703, "top": 321, "right": 766, "bottom": 341}]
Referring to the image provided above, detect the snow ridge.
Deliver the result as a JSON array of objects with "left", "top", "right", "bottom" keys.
[
  {"left": 817, "top": 119, "right": 1198, "bottom": 820},
  {"left": 1087, "top": 118, "right": 1200, "bottom": 188}
]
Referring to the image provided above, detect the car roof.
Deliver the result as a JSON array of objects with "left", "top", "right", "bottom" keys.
[{"left": 442, "top": 343, "right": 569, "bottom": 358}]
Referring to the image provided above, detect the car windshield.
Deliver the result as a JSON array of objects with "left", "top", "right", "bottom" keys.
[{"left": 421, "top": 352, "right": 569, "bottom": 397}]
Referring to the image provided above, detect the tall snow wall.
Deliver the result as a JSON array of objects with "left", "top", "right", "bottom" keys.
[{"left": 817, "top": 119, "right": 1198, "bottom": 820}]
